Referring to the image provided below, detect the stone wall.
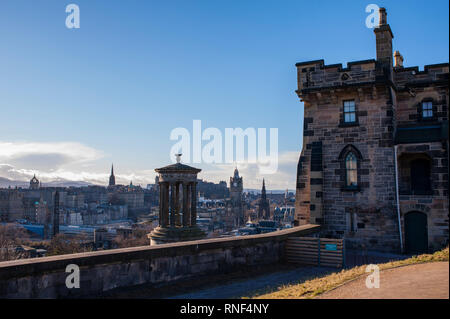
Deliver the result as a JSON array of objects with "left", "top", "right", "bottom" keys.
[
  {"left": 294, "top": 9, "right": 448, "bottom": 253},
  {"left": 0, "top": 225, "right": 319, "bottom": 298},
  {"left": 295, "top": 82, "right": 400, "bottom": 252}
]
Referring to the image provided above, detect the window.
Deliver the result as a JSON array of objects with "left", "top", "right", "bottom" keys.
[
  {"left": 345, "top": 152, "right": 358, "bottom": 188},
  {"left": 422, "top": 101, "right": 433, "bottom": 118},
  {"left": 410, "top": 159, "right": 431, "bottom": 194},
  {"left": 339, "top": 145, "right": 362, "bottom": 191},
  {"left": 346, "top": 210, "right": 357, "bottom": 233},
  {"left": 343, "top": 100, "right": 356, "bottom": 123}
]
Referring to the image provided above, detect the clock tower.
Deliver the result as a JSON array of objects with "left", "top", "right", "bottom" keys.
[{"left": 229, "top": 168, "right": 244, "bottom": 227}]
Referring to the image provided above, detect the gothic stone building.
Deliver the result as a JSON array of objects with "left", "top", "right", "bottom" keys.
[
  {"left": 227, "top": 168, "right": 244, "bottom": 228},
  {"left": 294, "top": 8, "right": 448, "bottom": 253},
  {"left": 258, "top": 179, "right": 270, "bottom": 220}
]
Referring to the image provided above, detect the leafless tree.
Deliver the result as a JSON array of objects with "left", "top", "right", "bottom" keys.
[
  {"left": 46, "top": 233, "right": 93, "bottom": 256},
  {"left": 113, "top": 224, "right": 153, "bottom": 248},
  {"left": 0, "top": 224, "right": 29, "bottom": 262}
]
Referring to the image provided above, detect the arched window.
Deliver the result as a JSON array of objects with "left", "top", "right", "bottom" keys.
[
  {"left": 345, "top": 152, "right": 358, "bottom": 188},
  {"left": 339, "top": 145, "right": 362, "bottom": 191}
]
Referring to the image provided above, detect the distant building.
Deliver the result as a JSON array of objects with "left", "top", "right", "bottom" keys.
[
  {"left": 52, "top": 191, "right": 60, "bottom": 238},
  {"left": 109, "top": 164, "right": 115, "bottom": 187},
  {"left": 29, "top": 175, "right": 39, "bottom": 190},
  {"left": 258, "top": 179, "right": 270, "bottom": 220},
  {"left": 228, "top": 168, "right": 244, "bottom": 227},
  {"left": 0, "top": 189, "right": 25, "bottom": 222}
]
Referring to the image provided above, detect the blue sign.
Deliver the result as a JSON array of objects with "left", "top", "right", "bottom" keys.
[{"left": 325, "top": 244, "right": 337, "bottom": 251}]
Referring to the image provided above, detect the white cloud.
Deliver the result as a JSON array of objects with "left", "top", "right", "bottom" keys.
[
  {"left": 0, "top": 162, "right": 157, "bottom": 187},
  {"left": 0, "top": 141, "right": 103, "bottom": 169},
  {"left": 0, "top": 140, "right": 106, "bottom": 184},
  {"left": 197, "top": 151, "right": 299, "bottom": 190},
  {"left": 0, "top": 140, "right": 299, "bottom": 190}
]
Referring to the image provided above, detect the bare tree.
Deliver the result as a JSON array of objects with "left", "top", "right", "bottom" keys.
[
  {"left": 113, "top": 224, "right": 153, "bottom": 248},
  {"left": 0, "top": 224, "right": 29, "bottom": 262},
  {"left": 46, "top": 233, "right": 93, "bottom": 256}
]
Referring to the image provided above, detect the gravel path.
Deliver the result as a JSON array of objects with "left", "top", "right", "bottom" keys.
[
  {"left": 168, "top": 251, "right": 409, "bottom": 299},
  {"left": 318, "top": 262, "right": 449, "bottom": 299},
  {"left": 169, "top": 266, "right": 336, "bottom": 299}
]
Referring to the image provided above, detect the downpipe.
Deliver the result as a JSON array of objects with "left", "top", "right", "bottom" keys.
[{"left": 394, "top": 145, "right": 404, "bottom": 253}]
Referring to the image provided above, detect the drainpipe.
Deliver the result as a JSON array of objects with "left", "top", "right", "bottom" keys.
[{"left": 394, "top": 145, "right": 404, "bottom": 253}]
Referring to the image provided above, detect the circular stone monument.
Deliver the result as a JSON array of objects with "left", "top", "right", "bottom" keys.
[{"left": 148, "top": 154, "right": 206, "bottom": 245}]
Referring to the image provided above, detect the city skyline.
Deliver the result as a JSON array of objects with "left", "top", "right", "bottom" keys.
[{"left": 1, "top": 0, "right": 449, "bottom": 189}]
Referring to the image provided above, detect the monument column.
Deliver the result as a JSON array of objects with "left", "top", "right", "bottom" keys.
[
  {"left": 170, "top": 182, "right": 176, "bottom": 227},
  {"left": 158, "top": 181, "right": 163, "bottom": 226},
  {"left": 149, "top": 155, "right": 205, "bottom": 245},
  {"left": 161, "top": 182, "right": 169, "bottom": 227},
  {"left": 182, "top": 182, "right": 189, "bottom": 226},
  {"left": 175, "top": 182, "right": 181, "bottom": 226},
  {"left": 191, "top": 181, "right": 197, "bottom": 226}
]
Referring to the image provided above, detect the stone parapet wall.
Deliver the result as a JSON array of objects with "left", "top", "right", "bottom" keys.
[
  {"left": 0, "top": 225, "right": 320, "bottom": 298},
  {"left": 394, "top": 63, "right": 449, "bottom": 88},
  {"left": 296, "top": 59, "right": 377, "bottom": 93}
]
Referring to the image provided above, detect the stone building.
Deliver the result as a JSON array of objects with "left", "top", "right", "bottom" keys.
[
  {"left": 0, "top": 189, "right": 25, "bottom": 222},
  {"left": 109, "top": 164, "right": 115, "bottom": 187},
  {"left": 228, "top": 168, "right": 244, "bottom": 227},
  {"left": 294, "top": 8, "right": 448, "bottom": 253},
  {"left": 29, "top": 175, "right": 40, "bottom": 190},
  {"left": 258, "top": 179, "right": 270, "bottom": 220}
]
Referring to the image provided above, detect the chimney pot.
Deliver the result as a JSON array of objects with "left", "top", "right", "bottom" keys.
[
  {"left": 379, "top": 7, "right": 387, "bottom": 26},
  {"left": 394, "top": 51, "right": 404, "bottom": 68}
]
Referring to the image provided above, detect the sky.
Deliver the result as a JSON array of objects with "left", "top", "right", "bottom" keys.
[{"left": 0, "top": 0, "right": 448, "bottom": 190}]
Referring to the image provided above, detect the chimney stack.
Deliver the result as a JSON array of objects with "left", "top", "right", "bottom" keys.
[
  {"left": 374, "top": 7, "right": 394, "bottom": 77},
  {"left": 394, "top": 51, "right": 404, "bottom": 68},
  {"left": 379, "top": 7, "right": 387, "bottom": 26}
]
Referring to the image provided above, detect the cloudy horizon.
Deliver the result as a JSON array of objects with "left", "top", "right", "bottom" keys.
[{"left": 0, "top": 140, "right": 299, "bottom": 190}]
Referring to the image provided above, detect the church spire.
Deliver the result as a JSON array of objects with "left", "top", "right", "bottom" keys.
[
  {"left": 109, "top": 164, "right": 116, "bottom": 186},
  {"left": 233, "top": 167, "right": 239, "bottom": 178},
  {"left": 261, "top": 178, "right": 267, "bottom": 200},
  {"left": 259, "top": 178, "right": 270, "bottom": 220}
]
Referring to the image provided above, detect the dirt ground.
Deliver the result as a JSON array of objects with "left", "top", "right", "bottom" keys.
[{"left": 318, "top": 262, "right": 449, "bottom": 299}]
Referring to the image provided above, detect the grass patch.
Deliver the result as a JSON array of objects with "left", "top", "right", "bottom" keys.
[{"left": 252, "top": 247, "right": 449, "bottom": 299}]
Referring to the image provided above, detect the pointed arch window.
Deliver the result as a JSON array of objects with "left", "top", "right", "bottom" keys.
[
  {"left": 345, "top": 152, "right": 358, "bottom": 188},
  {"left": 339, "top": 145, "right": 362, "bottom": 191}
]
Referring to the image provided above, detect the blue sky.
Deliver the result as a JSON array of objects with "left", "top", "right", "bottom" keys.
[{"left": 0, "top": 0, "right": 448, "bottom": 189}]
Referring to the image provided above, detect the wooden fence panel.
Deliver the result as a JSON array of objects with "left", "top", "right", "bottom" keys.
[{"left": 285, "top": 237, "right": 344, "bottom": 268}]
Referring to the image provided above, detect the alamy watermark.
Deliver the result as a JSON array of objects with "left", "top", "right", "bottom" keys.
[
  {"left": 170, "top": 120, "right": 278, "bottom": 174},
  {"left": 65, "top": 4, "right": 80, "bottom": 29},
  {"left": 365, "top": 264, "right": 380, "bottom": 289},
  {"left": 365, "top": 4, "right": 380, "bottom": 29},
  {"left": 65, "top": 264, "right": 80, "bottom": 289}
]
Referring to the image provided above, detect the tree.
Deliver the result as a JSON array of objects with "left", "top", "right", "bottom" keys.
[
  {"left": 0, "top": 224, "right": 29, "bottom": 261},
  {"left": 47, "top": 233, "right": 92, "bottom": 256},
  {"left": 113, "top": 224, "right": 153, "bottom": 248}
]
